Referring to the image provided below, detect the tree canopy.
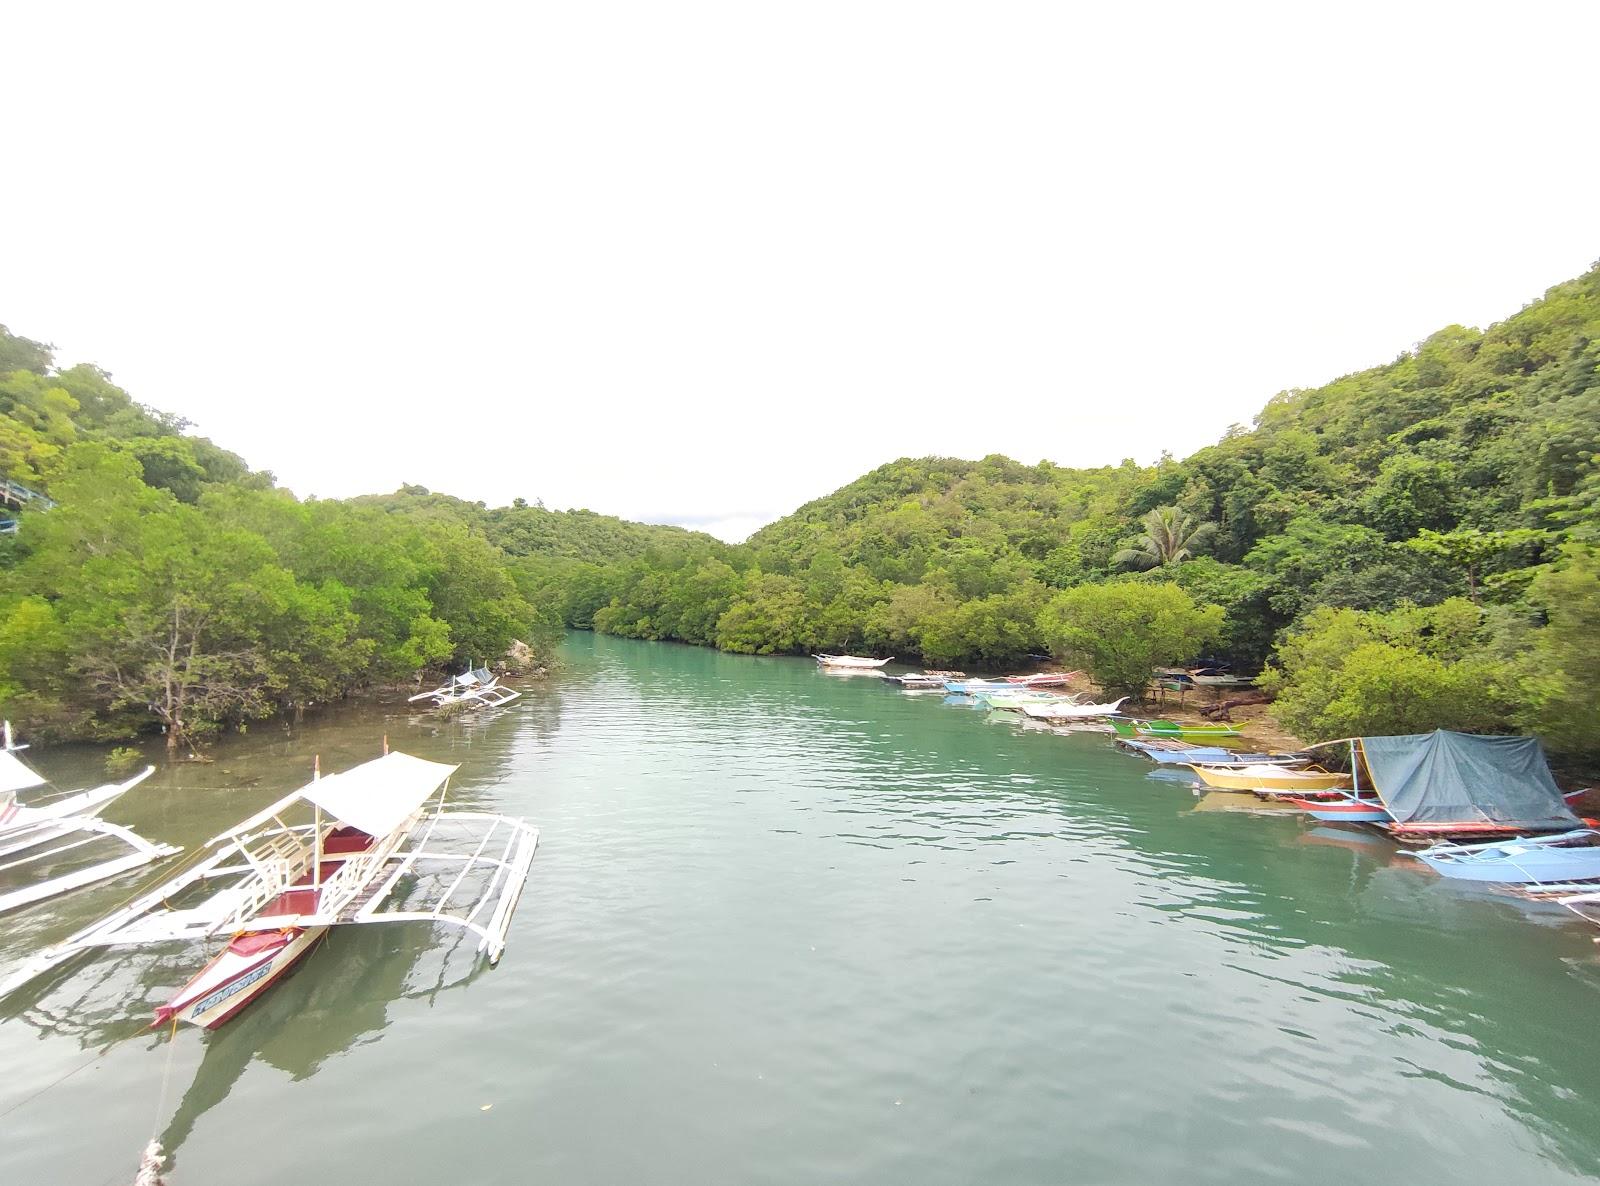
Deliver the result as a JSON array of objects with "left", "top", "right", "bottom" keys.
[{"left": 0, "top": 326, "right": 712, "bottom": 744}]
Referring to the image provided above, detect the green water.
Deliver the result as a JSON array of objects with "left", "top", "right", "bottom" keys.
[{"left": 3, "top": 631, "right": 1599, "bottom": 1184}]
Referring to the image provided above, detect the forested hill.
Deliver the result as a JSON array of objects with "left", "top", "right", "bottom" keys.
[
  {"left": 0, "top": 324, "right": 692, "bottom": 746},
  {"left": 531, "top": 263, "right": 1600, "bottom": 764},
  {"left": 348, "top": 487, "right": 716, "bottom": 564}
]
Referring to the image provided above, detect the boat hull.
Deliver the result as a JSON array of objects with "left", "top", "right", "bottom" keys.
[
  {"left": 1414, "top": 840, "right": 1600, "bottom": 885},
  {"left": 980, "top": 692, "right": 1068, "bottom": 710},
  {"left": 1118, "top": 742, "right": 1236, "bottom": 764},
  {"left": 1111, "top": 718, "right": 1243, "bottom": 740},
  {"left": 157, "top": 926, "right": 327, "bottom": 1029},
  {"left": 1189, "top": 766, "right": 1351, "bottom": 793},
  {"left": 1287, "top": 796, "right": 1392, "bottom": 822}
]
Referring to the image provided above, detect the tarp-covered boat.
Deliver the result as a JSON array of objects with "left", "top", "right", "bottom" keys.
[{"left": 1355, "top": 731, "right": 1583, "bottom": 839}]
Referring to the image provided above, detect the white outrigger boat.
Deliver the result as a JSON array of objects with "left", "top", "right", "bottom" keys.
[
  {"left": 409, "top": 665, "right": 521, "bottom": 710},
  {"left": 884, "top": 669, "right": 966, "bottom": 688},
  {"left": 0, "top": 723, "right": 176, "bottom": 916},
  {"left": 1019, "top": 697, "right": 1130, "bottom": 722},
  {"left": 0, "top": 748, "right": 538, "bottom": 1029},
  {"left": 815, "top": 654, "right": 893, "bottom": 670}
]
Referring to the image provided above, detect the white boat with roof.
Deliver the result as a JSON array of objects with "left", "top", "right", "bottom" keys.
[
  {"left": 0, "top": 747, "right": 538, "bottom": 1029},
  {"left": 0, "top": 722, "right": 176, "bottom": 916}
]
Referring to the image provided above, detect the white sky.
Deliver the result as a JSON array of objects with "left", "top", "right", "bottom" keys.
[{"left": 4, "top": 3, "right": 1597, "bottom": 543}]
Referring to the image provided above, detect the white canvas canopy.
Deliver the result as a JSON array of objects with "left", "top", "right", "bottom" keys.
[
  {"left": 299, "top": 751, "right": 460, "bottom": 837},
  {"left": 220, "top": 752, "right": 461, "bottom": 842},
  {"left": 0, "top": 748, "right": 46, "bottom": 794}
]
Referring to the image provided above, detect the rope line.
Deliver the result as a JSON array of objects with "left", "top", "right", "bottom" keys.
[{"left": 150, "top": 1017, "right": 181, "bottom": 1138}]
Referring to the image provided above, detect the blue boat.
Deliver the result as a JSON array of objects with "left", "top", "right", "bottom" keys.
[
  {"left": 1122, "top": 743, "right": 1237, "bottom": 765},
  {"left": 1411, "top": 829, "right": 1600, "bottom": 885},
  {"left": 942, "top": 679, "right": 1015, "bottom": 695},
  {"left": 1117, "top": 739, "right": 1305, "bottom": 767}
]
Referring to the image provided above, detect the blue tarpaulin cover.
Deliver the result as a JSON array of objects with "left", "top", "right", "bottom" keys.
[{"left": 1360, "top": 730, "right": 1580, "bottom": 830}]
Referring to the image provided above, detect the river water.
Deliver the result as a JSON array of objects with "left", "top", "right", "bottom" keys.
[{"left": 2, "top": 631, "right": 1599, "bottom": 1184}]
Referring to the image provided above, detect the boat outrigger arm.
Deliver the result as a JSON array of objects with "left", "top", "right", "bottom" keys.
[
  {"left": 0, "top": 728, "right": 178, "bottom": 916},
  {"left": 0, "top": 751, "right": 538, "bottom": 1014}
]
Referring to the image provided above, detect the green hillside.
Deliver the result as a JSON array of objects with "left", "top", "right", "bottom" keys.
[
  {"left": 542, "top": 264, "right": 1600, "bottom": 762},
  {"left": 0, "top": 325, "right": 690, "bottom": 745}
]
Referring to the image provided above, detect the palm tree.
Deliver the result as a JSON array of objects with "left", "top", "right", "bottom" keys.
[{"left": 1113, "top": 506, "right": 1216, "bottom": 570}]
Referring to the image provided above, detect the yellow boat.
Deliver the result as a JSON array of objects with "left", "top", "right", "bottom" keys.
[{"left": 1185, "top": 763, "right": 1351, "bottom": 794}]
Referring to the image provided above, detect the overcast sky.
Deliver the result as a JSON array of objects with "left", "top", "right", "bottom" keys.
[{"left": 4, "top": 3, "right": 1597, "bottom": 542}]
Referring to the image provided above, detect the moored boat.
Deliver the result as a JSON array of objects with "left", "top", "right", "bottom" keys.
[
  {"left": 886, "top": 670, "right": 965, "bottom": 688},
  {"left": 0, "top": 747, "right": 540, "bottom": 1030},
  {"left": 976, "top": 690, "right": 1077, "bottom": 710},
  {"left": 0, "top": 722, "right": 177, "bottom": 915},
  {"left": 1286, "top": 793, "right": 1393, "bottom": 823},
  {"left": 1019, "top": 697, "right": 1131, "bottom": 721},
  {"left": 1154, "top": 666, "right": 1257, "bottom": 690},
  {"left": 1116, "top": 739, "right": 1237, "bottom": 764},
  {"left": 1117, "top": 738, "right": 1310, "bottom": 767},
  {"left": 943, "top": 671, "right": 1077, "bottom": 694},
  {"left": 410, "top": 665, "right": 521, "bottom": 710},
  {"left": 1335, "top": 731, "right": 1587, "bottom": 843},
  {"left": 1003, "top": 672, "right": 1076, "bottom": 688},
  {"left": 158, "top": 925, "right": 329, "bottom": 1028},
  {"left": 816, "top": 654, "right": 892, "bottom": 670},
  {"left": 1187, "top": 763, "right": 1351, "bottom": 794},
  {"left": 1409, "top": 829, "right": 1600, "bottom": 885},
  {"left": 941, "top": 678, "right": 1016, "bottom": 694},
  {"left": 1110, "top": 717, "right": 1244, "bottom": 740}
]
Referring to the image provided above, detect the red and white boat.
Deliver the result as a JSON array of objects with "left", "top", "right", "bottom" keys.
[
  {"left": 1285, "top": 793, "right": 1393, "bottom": 823},
  {"left": 0, "top": 748, "right": 538, "bottom": 1030}
]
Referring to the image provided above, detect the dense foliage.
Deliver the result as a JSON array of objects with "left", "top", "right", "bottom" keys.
[
  {"left": 527, "top": 264, "right": 1600, "bottom": 763},
  {"left": 0, "top": 327, "right": 705, "bottom": 746}
]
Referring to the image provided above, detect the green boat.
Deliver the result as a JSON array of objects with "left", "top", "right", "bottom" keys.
[{"left": 1109, "top": 717, "right": 1243, "bottom": 740}]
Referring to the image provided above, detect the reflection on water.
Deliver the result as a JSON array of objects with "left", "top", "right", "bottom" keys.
[
  {"left": 157, "top": 926, "right": 489, "bottom": 1167},
  {"left": 2, "top": 635, "right": 1599, "bottom": 1185}
]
